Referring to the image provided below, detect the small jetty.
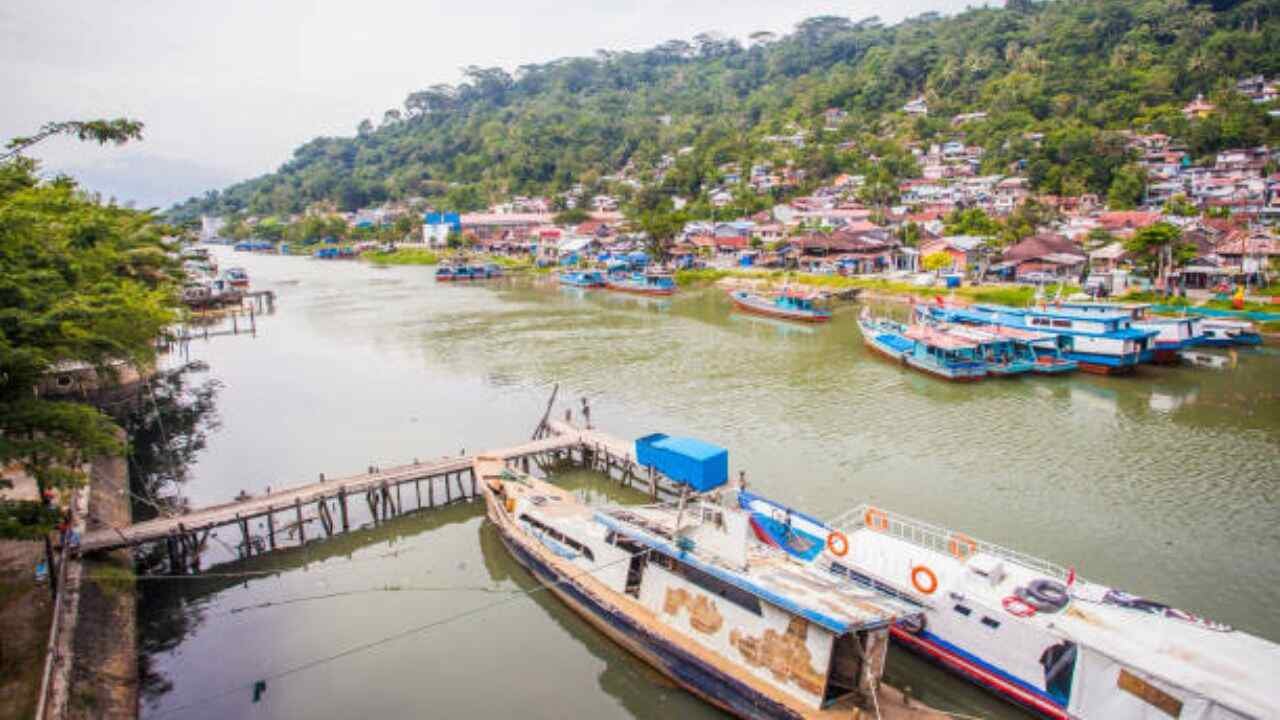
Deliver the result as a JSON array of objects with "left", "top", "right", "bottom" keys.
[{"left": 76, "top": 415, "right": 693, "bottom": 564}]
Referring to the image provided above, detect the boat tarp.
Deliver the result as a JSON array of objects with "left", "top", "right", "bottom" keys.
[{"left": 634, "top": 434, "right": 728, "bottom": 492}]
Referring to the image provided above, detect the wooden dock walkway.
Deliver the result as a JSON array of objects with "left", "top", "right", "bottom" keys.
[
  {"left": 74, "top": 407, "right": 687, "bottom": 576},
  {"left": 77, "top": 434, "right": 580, "bottom": 556}
]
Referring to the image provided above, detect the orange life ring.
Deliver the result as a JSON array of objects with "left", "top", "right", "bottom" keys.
[
  {"left": 910, "top": 565, "right": 938, "bottom": 595},
  {"left": 948, "top": 532, "right": 977, "bottom": 559},
  {"left": 826, "top": 531, "right": 850, "bottom": 557},
  {"left": 864, "top": 507, "right": 889, "bottom": 532}
]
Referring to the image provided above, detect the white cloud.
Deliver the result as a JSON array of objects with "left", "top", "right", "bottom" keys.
[{"left": 1, "top": 0, "right": 988, "bottom": 207}]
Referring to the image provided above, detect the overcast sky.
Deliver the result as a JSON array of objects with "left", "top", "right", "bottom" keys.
[{"left": 1, "top": 0, "right": 990, "bottom": 209}]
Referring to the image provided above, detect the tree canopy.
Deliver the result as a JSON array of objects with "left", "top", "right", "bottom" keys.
[
  {"left": 0, "top": 122, "right": 180, "bottom": 500},
  {"left": 169, "top": 0, "right": 1280, "bottom": 222}
]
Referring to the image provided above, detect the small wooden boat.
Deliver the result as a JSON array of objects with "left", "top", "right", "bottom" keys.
[
  {"left": 559, "top": 270, "right": 606, "bottom": 288},
  {"left": 729, "top": 288, "right": 831, "bottom": 323},
  {"left": 435, "top": 266, "right": 460, "bottom": 281},
  {"left": 605, "top": 271, "right": 676, "bottom": 296}
]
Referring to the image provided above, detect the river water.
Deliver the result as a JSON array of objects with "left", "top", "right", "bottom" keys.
[{"left": 139, "top": 248, "right": 1280, "bottom": 720}]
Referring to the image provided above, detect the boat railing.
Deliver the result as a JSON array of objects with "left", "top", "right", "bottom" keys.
[{"left": 829, "top": 503, "right": 1070, "bottom": 581}]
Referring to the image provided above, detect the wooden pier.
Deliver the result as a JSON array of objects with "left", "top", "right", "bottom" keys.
[{"left": 75, "top": 417, "right": 686, "bottom": 571}]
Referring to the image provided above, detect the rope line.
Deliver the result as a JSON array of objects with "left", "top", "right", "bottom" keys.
[{"left": 149, "top": 545, "right": 650, "bottom": 719}]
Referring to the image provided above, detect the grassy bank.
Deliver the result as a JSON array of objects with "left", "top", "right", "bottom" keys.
[
  {"left": 362, "top": 248, "right": 537, "bottom": 271},
  {"left": 1121, "top": 290, "right": 1278, "bottom": 314},
  {"left": 362, "top": 248, "right": 441, "bottom": 265},
  {"left": 675, "top": 268, "right": 1062, "bottom": 306}
]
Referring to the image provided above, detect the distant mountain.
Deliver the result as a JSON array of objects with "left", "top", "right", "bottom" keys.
[{"left": 169, "top": 0, "right": 1280, "bottom": 222}]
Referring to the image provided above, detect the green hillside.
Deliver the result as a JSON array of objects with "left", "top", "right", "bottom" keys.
[{"left": 169, "top": 0, "right": 1279, "bottom": 221}]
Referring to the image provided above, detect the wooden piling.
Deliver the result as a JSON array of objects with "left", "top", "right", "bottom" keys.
[
  {"left": 266, "top": 507, "right": 276, "bottom": 550},
  {"left": 338, "top": 487, "right": 349, "bottom": 532},
  {"left": 428, "top": 475, "right": 435, "bottom": 508},
  {"left": 415, "top": 478, "right": 422, "bottom": 509},
  {"left": 294, "top": 497, "right": 305, "bottom": 544}
]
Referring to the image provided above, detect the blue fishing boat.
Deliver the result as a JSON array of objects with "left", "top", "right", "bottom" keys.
[
  {"left": 856, "top": 313, "right": 914, "bottom": 362},
  {"left": 977, "top": 324, "right": 1078, "bottom": 374},
  {"left": 858, "top": 309, "right": 986, "bottom": 381},
  {"left": 939, "top": 324, "right": 1036, "bottom": 377},
  {"left": 928, "top": 304, "right": 1155, "bottom": 375},
  {"left": 559, "top": 270, "right": 605, "bottom": 288},
  {"left": 462, "top": 263, "right": 503, "bottom": 280},
  {"left": 729, "top": 288, "right": 831, "bottom": 323},
  {"left": 605, "top": 271, "right": 677, "bottom": 296}
]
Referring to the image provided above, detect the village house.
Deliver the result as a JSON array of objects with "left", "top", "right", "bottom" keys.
[
  {"left": 903, "top": 96, "right": 928, "bottom": 116},
  {"left": 822, "top": 107, "right": 848, "bottom": 129},
  {"left": 918, "top": 235, "right": 987, "bottom": 274},
  {"left": 1182, "top": 94, "right": 1216, "bottom": 120},
  {"left": 996, "top": 233, "right": 1086, "bottom": 280}
]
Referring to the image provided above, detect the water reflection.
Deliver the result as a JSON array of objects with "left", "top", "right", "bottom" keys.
[{"left": 138, "top": 248, "right": 1280, "bottom": 720}]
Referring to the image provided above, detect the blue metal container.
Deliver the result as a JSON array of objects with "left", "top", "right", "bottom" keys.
[{"left": 634, "top": 434, "right": 728, "bottom": 492}]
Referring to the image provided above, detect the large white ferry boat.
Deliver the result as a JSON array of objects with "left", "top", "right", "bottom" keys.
[{"left": 740, "top": 493, "right": 1280, "bottom": 719}]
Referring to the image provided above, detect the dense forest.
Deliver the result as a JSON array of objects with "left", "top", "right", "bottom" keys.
[{"left": 169, "top": 0, "right": 1280, "bottom": 222}]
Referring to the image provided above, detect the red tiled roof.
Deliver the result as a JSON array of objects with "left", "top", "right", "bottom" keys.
[{"left": 1096, "top": 211, "right": 1161, "bottom": 230}]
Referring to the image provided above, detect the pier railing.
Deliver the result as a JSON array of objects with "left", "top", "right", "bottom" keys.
[{"left": 830, "top": 503, "right": 1071, "bottom": 582}]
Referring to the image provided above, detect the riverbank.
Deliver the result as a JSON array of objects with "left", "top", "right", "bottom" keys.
[
  {"left": 679, "top": 268, "right": 1060, "bottom": 307},
  {"left": 65, "top": 449, "right": 137, "bottom": 720},
  {"left": 0, "top": 531, "right": 52, "bottom": 720}
]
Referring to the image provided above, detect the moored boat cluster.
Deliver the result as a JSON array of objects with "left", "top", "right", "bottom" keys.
[{"left": 859, "top": 299, "right": 1263, "bottom": 380}]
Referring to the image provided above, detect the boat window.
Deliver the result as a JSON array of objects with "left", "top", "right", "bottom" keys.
[
  {"left": 1051, "top": 319, "right": 1071, "bottom": 328},
  {"left": 653, "top": 552, "right": 762, "bottom": 616},
  {"left": 519, "top": 514, "right": 595, "bottom": 561},
  {"left": 953, "top": 604, "right": 972, "bottom": 616},
  {"left": 980, "top": 616, "right": 1000, "bottom": 629}
]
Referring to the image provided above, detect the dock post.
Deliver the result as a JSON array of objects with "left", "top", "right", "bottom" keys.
[
  {"left": 428, "top": 475, "right": 435, "bottom": 508},
  {"left": 338, "top": 487, "right": 349, "bottom": 532},
  {"left": 366, "top": 490, "right": 378, "bottom": 523},
  {"left": 521, "top": 456, "right": 530, "bottom": 473},
  {"left": 649, "top": 466, "right": 658, "bottom": 500},
  {"left": 266, "top": 507, "right": 276, "bottom": 550},
  {"left": 294, "top": 498, "right": 305, "bottom": 544},
  {"left": 395, "top": 482, "right": 403, "bottom": 514},
  {"left": 249, "top": 304, "right": 256, "bottom": 336},
  {"left": 415, "top": 478, "right": 422, "bottom": 509},
  {"left": 238, "top": 514, "right": 252, "bottom": 557},
  {"left": 470, "top": 468, "right": 477, "bottom": 499},
  {"left": 166, "top": 532, "right": 179, "bottom": 573},
  {"left": 317, "top": 499, "right": 333, "bottom": 537},
  {"left": 444, "top": 473, "right": 452, "bottom": 504},
  {"left": 453, "top": 472, "right": 467, "bottom": 502}
]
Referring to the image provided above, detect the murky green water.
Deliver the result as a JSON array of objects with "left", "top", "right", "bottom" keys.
[{"left": 139, "top": 248, "right": 1279, "bottom": 719}]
